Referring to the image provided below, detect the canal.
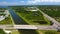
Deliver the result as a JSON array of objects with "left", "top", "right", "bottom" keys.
[
  {"left": 9, "top": 9, "right": 29, "bottom": 25},
  {"left": 9, "top": 9, "right": 39, "bottom": 34}
]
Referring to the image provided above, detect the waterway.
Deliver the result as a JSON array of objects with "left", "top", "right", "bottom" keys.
[{"left": 9, "top": 9, "right": 29, "bottom": 25}]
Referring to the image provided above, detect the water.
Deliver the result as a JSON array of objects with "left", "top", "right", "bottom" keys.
[
  {"left": 9, "top": 9, "right": 29, "bottom": 25},
  {"left": 18, "top": 29, "right": 39, "bottom": 34}
]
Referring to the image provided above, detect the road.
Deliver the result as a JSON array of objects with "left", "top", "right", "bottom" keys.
[{"left": 0, "top": 25, "right": 58, "bottom": 30}]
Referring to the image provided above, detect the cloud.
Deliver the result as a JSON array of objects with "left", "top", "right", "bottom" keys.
[
  {"left": 25, "top": 0, "right": 60, "bottom": 5},
  {"left": 19, "top": 1, "right": 25, "bottom": 5},
  {"left": 26, "top": 0, "right": 60, "bottom": 4},
  {"left": 0, "top": 0, "right": 60, "bottom": 5}
]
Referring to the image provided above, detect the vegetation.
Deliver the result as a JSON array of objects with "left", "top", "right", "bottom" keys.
[
  {"left": 11, "top": 30, "right": 20, "bottom": 34},
  {"left": 11, "top": 6, "right": 51, "bottom": 25},
  {"left": 9, "top": 6, "right": 60, "bottom": 34},
  {"left": 0, "top": 29, "right": 6, "bottom": 34},
  {"left": 38, "top": 30, "right": 58, "bottom": 34},
  {"left": 45, "top": 30, "right": 58, "bottom": 34},
  {"left": 0, "top": 15, "right": 13, "bottom": 25},
  {"left": 38, "top": 6, "right": 60, "bottom": 22},
  {"left": 18, "top": 29, "right": 39, "bottom": 34}
]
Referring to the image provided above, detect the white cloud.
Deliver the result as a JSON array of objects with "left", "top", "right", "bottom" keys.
[
  {"left": 35, "top": 0, "right": 60, "bottom": 2},
  {"left": 0, "top": 0, "right": 60, "bottom": 5},
  {"left": 25, "top": 0, "right": 60, "bottom": 5},
  {"left": 26, "top": 0, "right": 40, "bottom": 5},
  {"left": 27, "top": 0, "right": 60, "bottom": 4},
  {"left": 19, "top": 1, "right": 25, "bottom": 5}
]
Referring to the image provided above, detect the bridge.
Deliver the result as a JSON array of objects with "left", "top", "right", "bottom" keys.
[{"left": 0, "top": 25, "right": 59, "bottom": 31}]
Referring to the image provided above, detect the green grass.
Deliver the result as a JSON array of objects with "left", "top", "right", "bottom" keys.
[
  {"left": 11, "top": 30, "right": 20, "bottom": 34},
  {"left": 38, "top": 30, "right": 59, "bottom": 34},
  {"left": 0, "top": 29, "right": 6, "bottom": 34},
  {"left": 0, "top": 15, "right": 13, "bottom": 25}
]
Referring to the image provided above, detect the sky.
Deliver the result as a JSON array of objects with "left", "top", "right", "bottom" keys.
[{"left": 0, "top": 0, "right": 60, "bottom": 6}]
